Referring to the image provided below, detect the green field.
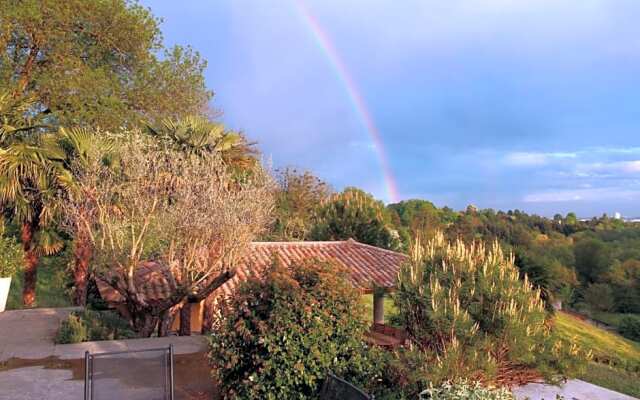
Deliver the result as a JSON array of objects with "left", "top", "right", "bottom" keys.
[
  {"left": 554, "top": 312, "right": 640, "bottom": 397},
  {"left": 6, "top": 256, "right": 72, "bottom": 310}
]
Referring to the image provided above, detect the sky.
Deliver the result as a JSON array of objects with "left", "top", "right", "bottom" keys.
[{"left": 142, "top": 0, "right": 640, "bottom": 217}]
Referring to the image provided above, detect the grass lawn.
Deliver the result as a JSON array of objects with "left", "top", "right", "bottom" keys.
[
  {"left": 580, "top": 362, "right": 640, "bottom": 398},
  {"left": 6, "top": 256, "right": 72, "bottom": 310},
  {"left": 555, "top": 311, "right": 640, "bottom": 397}
]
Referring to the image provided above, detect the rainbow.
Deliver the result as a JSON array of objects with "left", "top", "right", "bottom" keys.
[{"left": 293, "top": 0, "right": 400, "bottom": 203}]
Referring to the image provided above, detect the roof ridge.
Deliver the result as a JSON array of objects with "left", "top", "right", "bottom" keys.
[
  {"left": 345, "top": 239, "right": 408, "bottom": 258},
  {"left": 250, "top": 241, "right": 348, "bottom": 246}
]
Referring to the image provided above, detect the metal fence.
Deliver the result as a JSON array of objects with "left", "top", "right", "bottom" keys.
[
  {"left": 84, "top": 345, "right": 174, "bottom": 400},
  {"left": 319, "top": 373, "right": 374, "bottom": 400}
]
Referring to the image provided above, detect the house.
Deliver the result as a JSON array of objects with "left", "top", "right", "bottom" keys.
[{"left": 97, "top": 239, "right": 407, "bottom": 334}]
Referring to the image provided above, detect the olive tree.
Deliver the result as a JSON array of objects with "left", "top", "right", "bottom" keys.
[{"left": 65, "top": 133, "right": 274, "bottom": 336}]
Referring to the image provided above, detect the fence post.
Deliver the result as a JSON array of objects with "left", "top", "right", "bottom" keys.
[
  {"left": 169, "top": 344, "right": 175, "bottom": 400},
  {"left": 84, "top": 350, "right": 90, "bottom": 400}
]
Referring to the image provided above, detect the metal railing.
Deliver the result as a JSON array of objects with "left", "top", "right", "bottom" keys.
[{"left": 84, "top": 345, "right": 174, "bottom": 400}]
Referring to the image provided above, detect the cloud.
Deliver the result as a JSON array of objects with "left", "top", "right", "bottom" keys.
[
  {"left": 523, "top": 187, "right": 640, "bottom": 203},
  {"left": 503, "top": 151, "right": 577, "bottom": 166}
]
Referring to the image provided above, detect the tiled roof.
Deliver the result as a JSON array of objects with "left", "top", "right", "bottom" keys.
[
  {"left": 97, "top": 239, "right": 407, "bottom": 303},
  {"left": 218, "top": 239, "right": 407, "bottom": 297}
]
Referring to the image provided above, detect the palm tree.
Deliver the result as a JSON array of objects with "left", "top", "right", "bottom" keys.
[
  {"left": 147, "top": 115, "right": 257, "bottom": 168},
  {"left": 0, "top": 92, "right": 69, "bottom": 306}
]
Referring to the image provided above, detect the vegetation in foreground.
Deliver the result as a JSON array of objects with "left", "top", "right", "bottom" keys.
[
  {"left": 55, "top": 309, "right": 135, "bottom": 344},
  {"left": 208, "top": 259, "right": 381, "bottom": 400},
  {"left": 394, "top": 234, "right": 588, "bottom": 387},
  {"left": 209, "top": 236, "right": 588, "bottom": 399}
]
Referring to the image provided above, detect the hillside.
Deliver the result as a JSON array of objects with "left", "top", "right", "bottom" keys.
[{"left": 555, "top": 312, "right": 640, "bottom": 397}]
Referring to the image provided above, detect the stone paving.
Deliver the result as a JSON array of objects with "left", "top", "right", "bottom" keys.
[
  {"left": 0, "top": 307, "right": 213, "bottom": 399},
  {"left": 513, "top": 379, "right": 638, "bottom": 400}
]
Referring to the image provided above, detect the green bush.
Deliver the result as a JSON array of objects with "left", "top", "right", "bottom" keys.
[
  {"left": 208, "top": 259, "right": 382, "bottom": 400},
  {"left": 394, "top": 233, "right": 588, "bottom": 385},
  {"left": 0, "top": 234, "right": 23, "bottom": 277},
  {"left": 55, "top": 309, "right": 135, "bottom": 344},
  {"left": 619, "top": 316, "right": 640, "bottom": 342},
  {"left": 419, "top": 380, "right": 515, "bottom": 400},
  {"left": 55, "top": 314, "right": 89, "bottom": 344}
]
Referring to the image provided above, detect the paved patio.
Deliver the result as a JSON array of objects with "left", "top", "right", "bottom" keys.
[
  {"left": 513, "top": 379, "right": 638, "bottom": 400},
  {"left": 0, "top": 307, "right": 214, "bottom": 399}
]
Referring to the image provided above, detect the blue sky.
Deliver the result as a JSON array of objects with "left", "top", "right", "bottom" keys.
[{"left": 143, "top": 0, "right": 640, "bottom": 217}]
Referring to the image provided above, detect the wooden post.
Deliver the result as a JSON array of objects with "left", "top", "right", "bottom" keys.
[{"left": 373, "top": 290, "right": 385, "bottom": 325}]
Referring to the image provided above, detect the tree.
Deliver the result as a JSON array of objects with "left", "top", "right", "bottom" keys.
[
  {"left": 65, "top": 133, "right": 274, "bottom": 336},
  {"left": 269, "top": 168, "right": 331, "bottom": 240},
  {"left": 0, "top": 0, "right": 211, "bottom": 129},
  {"left": 583, "top": 283, "right": 615, "bottom": 312},
  {"left": 146, "top": 115, "right": 256, "bottom": 169},
  {"left": 0, "top": 92, "right": 69, "bottom": 306},
  {"left": 310, "top": 187, "right": 400, "bottom": 250},
  {"left": 574, "top": 239, "right": 612, "bottom": 283}
]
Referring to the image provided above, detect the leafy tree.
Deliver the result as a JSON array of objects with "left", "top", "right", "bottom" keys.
[
  {"left": 310, "top": 187, "right": 400, "bottom": 250},
  {"left": 574, "top": 239, "right": 612, "bottom": 283},
  {"left": 583, "top": 283, "right": 615, "bottom": 312},
  {"left": 0, "top": 0, "right": 211, "bottom": 129},
  {"left": 269, "top": 168, "right": 331, "bottom": 241},
  {"left": 65, "top": 133, "right": 274, "bottom": 336}
]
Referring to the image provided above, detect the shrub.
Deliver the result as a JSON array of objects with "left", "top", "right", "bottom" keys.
[
  {"left": 208, "top": 259, "right": 381, "bottom": 400},
  {"left": 55, "top": 309, "right": 135, "bottom": 344},
  {"left": 394, "top": 233, "right": 588, "bottom": 385},
  {"left": 419, "top": 380, "right": 515, "bottom": 400},
  {"left": 0, "top": 234, "right": 23, "bottom": 277},
  {"left": 55, "top": 314, "right": 88, "bottom": 344},
  {"left": 619, "top": 316, "right": 640, "bottom": 342}
]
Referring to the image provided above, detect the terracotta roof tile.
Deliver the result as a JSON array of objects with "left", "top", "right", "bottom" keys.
[{"left": 97, "top": 240, "right": 408, "bottom": 304}]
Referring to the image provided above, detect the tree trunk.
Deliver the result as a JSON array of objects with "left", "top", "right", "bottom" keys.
[
  {"left": 21, "top": 223, "right": 38, "bottom": 307},
  {"left": 73, "top": 239, "right": 92, "bottom": 306},
  {"left": 131, "top": 309, "right": 159, "bottom": 338},
  {"left": 158, "top": 304, "right": 180, "bottom": 337},
  {"left": 179, "top": 302, "right": 191, "bottom": 336}
]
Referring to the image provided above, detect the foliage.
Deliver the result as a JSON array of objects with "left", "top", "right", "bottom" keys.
[
  {"left": 0, "top": 233, "right": 23, "bottom": 277},
  {"left": 269, "top": 168, "right": 331, "bottom": 241},
  {"left": 55, "top": 313, "right": 87, "bottom": 344},
  {"left": 395, "top": 233, "right": 589, "bottom": 385},
  {"left": 146, "top": 115, "right": 256, "bottom": 169},
  {"left": 208, "top": 259, "right": 380, "bottom": 400},
  {"left": 311, "top": 187, "right": 400, "bottom": 250},
  {"left": 619, "top": 316, "right": 640, "bottom": 342},
  {"left": 0, "top": 0, "right": 211, "bottom": 129},
  {"left": 55, "top": 309, "right": 135, "bottom": 344},
  {"left": 574, "top": 239, "right": 612, "bottom": 283},
  {"left": 0, "top": 91, "right": 76, "bottom": 305},
  {"left": 64, "top": 132, "right": 274, "bottom": 336},
  {"left": 6, "top": 255, "right": 72, "bottom": 309},
  {"left": 583, "top": 283, "right": 615, "bottom": 312},
  {"left": 419, "top": 380, "right": 515, "bottom": 400}
]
